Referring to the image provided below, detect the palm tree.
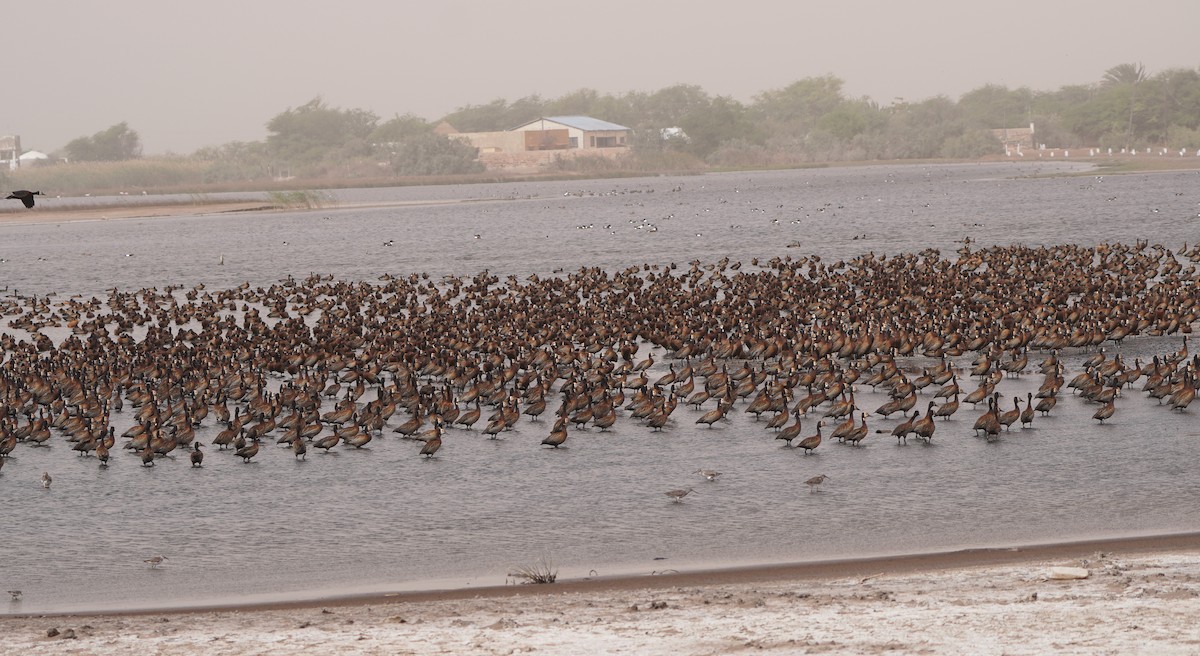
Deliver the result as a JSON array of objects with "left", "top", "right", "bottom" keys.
[
  {"left": 1102, "top": 63, "right": 1146, "bottom": 87},
  {"left": 1102, "top": 63, "right": 1146, "bottom": 146}
]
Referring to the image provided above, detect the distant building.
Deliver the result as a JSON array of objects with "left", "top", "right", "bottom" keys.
[
  {"left": 450, "top": 116, "right": 633, "bottom": 172},
  {"left": 509, "top": 116, "right": 631, "bottom": 151},
  {"left": 1, "top": 135, "right": 20, "bottom": 170},
  {"left": 992, "top": 123, "right": 1035, "bottom": 151}
]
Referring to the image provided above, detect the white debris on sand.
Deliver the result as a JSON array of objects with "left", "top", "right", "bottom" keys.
[{"left": 6, "top": 551, "right": 1200, "bottom": 655}]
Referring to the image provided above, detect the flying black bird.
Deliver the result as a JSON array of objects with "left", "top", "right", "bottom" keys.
[{"left": 6, "top": 190, "right": 42, "bottom": 208}]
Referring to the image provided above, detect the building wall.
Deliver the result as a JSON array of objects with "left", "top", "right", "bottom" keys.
[
  {"left": 510, "top": 120, "right": 629, "bottom": 150},
  {"left": 478, "top": 147, "right": 630, "bottom": 173},
  {"left": 449, "top": 131, "right": 527, "bottom": 154},
  {"left": 450, "top": 119, "right": 632, "bottom": 169},
  {"left": 991, "top": 124, "right": 1035, "bottom": 149},
  {"left": 511, "top": 120, "right": 584, "bottom": 148},
  {"left": 1, "top": 135, "right": 20, "bottom": 169},
  {"left": 581, "top": 130, "right": 629, "bottom": 149}
]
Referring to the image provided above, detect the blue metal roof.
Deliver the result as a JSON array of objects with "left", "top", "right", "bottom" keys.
[{"left": 518, "top": 116, "right": 631, "bottom": 132}]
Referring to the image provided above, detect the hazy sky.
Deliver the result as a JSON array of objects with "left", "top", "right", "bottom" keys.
[{"left": 7, "top": 0, "right": 1199, "bottom": 155}]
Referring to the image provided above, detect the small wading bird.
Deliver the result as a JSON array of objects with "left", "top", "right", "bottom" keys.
[
  {"left": 665, "top": 487, "right": 694, "bottom": 503},
  {"left": 144, "top": 556, "right": 167, "bottom": 568},
  {"left": 7, "top": 590, "right": 20, "bottom": 601},
  {"left": 5, "top": 190, "right": 42, "bottom": 208},
  {"left": 805, "top": 474, "right": 829, "bottom": 493},
  {"left": 40, "top": 472, "right": 52, "bottom": 489},
  {"left": 695, "top": 469, "right": 721, "bottom": 481}
]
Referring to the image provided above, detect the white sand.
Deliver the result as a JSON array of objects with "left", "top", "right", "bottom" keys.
[{"left": 6, "top": 549, "right": 1200, "bottom": 655}]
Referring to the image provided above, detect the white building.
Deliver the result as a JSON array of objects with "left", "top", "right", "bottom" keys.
[
  {"left": 450, "top": 116, "right": 632, "bottom": 155},
  {"left": 509, "top": 116, "right": 631, "bottom": 151},
  {"left": 18, "top": 150, "right": 49, "bottom": 164},
  {"left": 447, "top": 116, "right": 633, "bottom": 172}
]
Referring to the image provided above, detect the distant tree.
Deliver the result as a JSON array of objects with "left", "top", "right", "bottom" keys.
[
  {"left": 370, "top": 114, "right": 433, "bottom": 144},
  {"left": 64, "top": 122, "right": 142, "bottom": 161},
  {"left": 1102, "top": 62, "right": 1147, "bottom": 87},
  {"left": 266, "top": 97, "right": 378, "bottom": 170},
  {"left": 941, "top": 129, "right": 1002, "bottom": 158},
  {"left": 753, "top": 76, "right": 847, "bottom": 125},
  {"left": 640, "top": 84, "right": 713, "bottom": 128},
  {"left": 544, "top": 88, "right": 635, "bottom": 127},
  {"left": 441, "top": 99, "right": 507, "bottom": 132},
  {"left": 440, "top": 96, "right": 545, "bottom": 132},
  {"left": 1026, "top": 114, "right": 1080, "bottom": 151},
  {"left": 957, "top": 85, "right": 1034, "bottom": 129},
  {"left": 682, "top": 95, "right": 758, "bottom": 159},
  {"left": 543, "top": 88, "right": 603, "bottom": 117},
  {"left": 816, "top": 99, "right": 887, "bottom": 142},
  {"left": 1060, "top": 88, "right": 1129, "bottom": 146},
  {"left": 1140, "top": 67, "right": 1200, "bottom": 143},
  {"left": 1034, "top": 84, "right": 1095, "bottom": 119},
  {"left": 385, "top": 133, "right": 484, "bottom": 176},
  {"left": 883, "top": 96, "right": 963, "bottom": 159},
  {"left": 1099, "top": 63, "right": 1147, "bottom": 145},
  {"left": 191, "top": 140, "right": 270, "bottom": 183},
  {"left": 368, "top": 114, "right": 483, "bottom": 175},
  {"left": 504, "top": 95, "right": 548, "bottom": 128}
]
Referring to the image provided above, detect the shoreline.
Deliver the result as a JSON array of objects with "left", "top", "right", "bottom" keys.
[
  {"left": 0, "top": 197, "right": 510, "bottom": 227},
  {"left": 5, "top": 536, "right": 1200, "bottom": 654},
  {"left": 0, "top": 200, "right": 278, "bottom": 225},
  {"left": 8, "top": 530, "right": 1198, "bottom": 619}
]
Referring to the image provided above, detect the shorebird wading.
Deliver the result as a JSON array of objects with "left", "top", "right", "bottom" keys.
[{"left": 665, "top": 487, "right": 694, "bottom": 503}]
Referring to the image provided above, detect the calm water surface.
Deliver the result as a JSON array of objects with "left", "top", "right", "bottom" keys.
[{"left": 3, "top": 162, "right": 1200, "bottom": 614}]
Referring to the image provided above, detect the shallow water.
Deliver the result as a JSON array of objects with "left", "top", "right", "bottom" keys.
[{"left": 3, "top": 161, "right": 1200, "bottom": 614}]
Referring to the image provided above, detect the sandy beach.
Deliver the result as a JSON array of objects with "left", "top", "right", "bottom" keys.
[{"left": 5, "top": 535, "right": 1200, "bottom": 655}]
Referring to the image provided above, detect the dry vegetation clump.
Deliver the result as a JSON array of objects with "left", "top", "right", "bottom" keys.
[{"left": 509, "top": 556, "right": 558, "bottom": 585}]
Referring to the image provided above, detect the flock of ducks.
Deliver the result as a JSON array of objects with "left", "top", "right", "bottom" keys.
[{"left": 1, "top": 241, "right": 1199, "bottom": 509}]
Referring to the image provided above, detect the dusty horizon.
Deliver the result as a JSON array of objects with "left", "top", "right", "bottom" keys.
[{"left": 7, "top": 0, "right": 1199, "bottom": 155}]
